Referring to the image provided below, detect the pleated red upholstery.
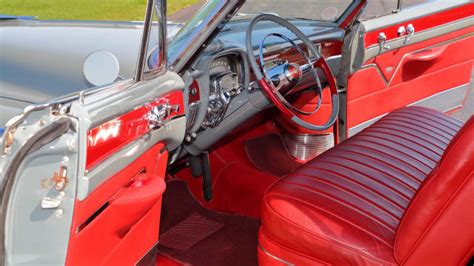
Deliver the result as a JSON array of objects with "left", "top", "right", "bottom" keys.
[{"left": 259, "top": 106, "right": 468, "bottom": 265}]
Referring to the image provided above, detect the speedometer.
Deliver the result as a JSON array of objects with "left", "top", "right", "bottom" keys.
[{"left": 210, "top": 57, "right": 232, "bottom": 75}]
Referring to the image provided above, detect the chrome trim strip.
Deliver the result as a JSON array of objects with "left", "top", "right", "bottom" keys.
[
  {"left": 258, "top": 243, "right": 294, "bottom": 266},
  {"left": 348, "top": 83, "right": 470, "bottom": 137}
]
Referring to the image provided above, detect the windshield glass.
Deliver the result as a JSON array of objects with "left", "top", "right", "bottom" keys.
[
  {"left": 168, "top": 0, "right": 226, "bottom": 68},
  {"left": 238, "top": 0, "right": 354, "bottom": 22},
  {"left": 169, "top": 0, "right": 355, "bottom": 70}
]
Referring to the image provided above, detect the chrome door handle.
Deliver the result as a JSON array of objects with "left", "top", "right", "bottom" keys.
[
  {"left": 405, "top": 24, "right": 415, "bottom": 44},
  {"left": 148, "top": 102, "right": 179, "bottom": 130},
  {"left": 378, "top": 32, "right": 390, "bottom": 50}
]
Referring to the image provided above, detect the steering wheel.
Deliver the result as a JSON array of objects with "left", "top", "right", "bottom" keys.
[{"left": 246, "top": 14, "right": 339, "bottom": 131}]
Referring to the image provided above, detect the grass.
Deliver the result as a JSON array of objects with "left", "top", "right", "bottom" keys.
[{"left": 0, "top": 0, "right": 199, "bottom": 21}]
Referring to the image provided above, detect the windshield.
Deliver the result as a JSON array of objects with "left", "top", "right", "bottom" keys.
[
  {"left": 168, "top": 0, "right": 240, "bottom": 72},
  {"left": 238, "top": 0, "right": 354, "bottom": 21},
  {"left": 169, "top": 0, "right": 355, "bottom": 71}
]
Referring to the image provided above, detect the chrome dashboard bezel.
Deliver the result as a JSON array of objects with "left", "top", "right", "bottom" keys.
[{"left": 203, "top": 53, "right": 245, "bottom": 128}]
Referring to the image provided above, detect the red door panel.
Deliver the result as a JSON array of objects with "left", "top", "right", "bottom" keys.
[
  {"left": 347, "top": 4, "right": 473, "bottom": 135},
  {"left": 364, "top": 4, "right": 472, "bottom": 48},
  {"left": 66, "top": 143, "right": 168, "bottom": 265},
  {"left": 366, "top": 27, "right": 473, "bottom": 84},
  {"left": 66, "top": 89, "right": 185, "bottom": 265}
]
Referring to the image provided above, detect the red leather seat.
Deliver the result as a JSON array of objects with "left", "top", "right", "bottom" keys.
[{"left": 259, "top": 106, "right": 474, "bottom": 265}]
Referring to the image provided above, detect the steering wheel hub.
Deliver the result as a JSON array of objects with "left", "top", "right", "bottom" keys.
[{"left": 285, "top": 63, "right": 302, "bottom": 83}]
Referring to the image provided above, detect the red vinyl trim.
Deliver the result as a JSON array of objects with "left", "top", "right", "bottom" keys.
[
  {"left": 85, "top": 90, "right": 184, "bottom": 170},
  {"left": 188, "top": 80, "right": 200, "bottom": 104},
  {"left": 364, "top": 3, "right": 474, "bottom": 48}
]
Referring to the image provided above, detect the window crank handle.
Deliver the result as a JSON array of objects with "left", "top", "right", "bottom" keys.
[
  {"left": 405, "top": 24, "right": 415, "bottom": 43},
  {"left": 378, "top": 32, "right": 390, "bottom": 50}
]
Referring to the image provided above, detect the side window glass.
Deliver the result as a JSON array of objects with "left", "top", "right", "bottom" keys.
[{"left": 360, "top": 0, "right": 398, "bottom": 20}]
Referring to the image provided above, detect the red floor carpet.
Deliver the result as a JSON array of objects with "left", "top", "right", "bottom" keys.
[{"left": 158, "top": 180, "right": 260, "bottom": 266}]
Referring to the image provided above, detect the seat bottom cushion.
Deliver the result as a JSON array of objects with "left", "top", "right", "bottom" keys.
[{"left": 259, "top": 106, "right": 464, "bottom": 265}]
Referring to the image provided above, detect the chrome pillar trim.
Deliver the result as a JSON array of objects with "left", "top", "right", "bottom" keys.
[
  {"left": 154, "top": 0, "right": 167, "bottom": 73},
  {"left": 258, "top": 243, "right": 294, "bottom": 266},
  {"left": 135, "top": 0, "right": 155, "bottom": 82}
]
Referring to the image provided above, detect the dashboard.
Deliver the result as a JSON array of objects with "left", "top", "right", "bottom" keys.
[
  {"left": 182, "top": 18, "right": 345, "bottom": 155},
  {"left": 204, "top": 55, "right": 245, "bottom": 128}
]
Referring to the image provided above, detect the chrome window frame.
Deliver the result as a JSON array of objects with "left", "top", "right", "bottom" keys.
[
  {"left": 359, "top": 0, "right": 404, "bottom": 21},
  {"left": 136, "top": 0, "right": 167, "bottom": 82}
]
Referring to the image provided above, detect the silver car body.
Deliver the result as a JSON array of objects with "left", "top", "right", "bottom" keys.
[{"left": 0, "top": 18, "right": 183, "bottom": 130}]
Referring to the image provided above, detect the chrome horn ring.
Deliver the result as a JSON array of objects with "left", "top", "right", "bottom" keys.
[{"left": 258, "top": 32, "right": 323, "bottom": 116}]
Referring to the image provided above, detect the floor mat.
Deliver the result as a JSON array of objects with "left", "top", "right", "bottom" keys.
[
  {"left": 245, "top": 133, "right": 303, "bottom": 176},
  {"left": 159, "top": 212, "right": 223, "bottom": 251},
  {"left": 158, "top": 180, "right": 260, "bottom": 266}
]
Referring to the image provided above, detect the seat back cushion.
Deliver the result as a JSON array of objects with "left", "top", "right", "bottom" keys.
[{"left": 394, "top": 116, "right": 474, "bottom": 265}]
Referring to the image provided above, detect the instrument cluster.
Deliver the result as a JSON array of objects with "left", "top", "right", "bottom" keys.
[{"left": 203, "top": 54, "right": 244, "bottom": 128}]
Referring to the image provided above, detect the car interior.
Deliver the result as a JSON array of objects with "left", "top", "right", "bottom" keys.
[
  {"left": 149, "top": 1, "right": 473, "bottom": 265},
  {"left": 1, "top": 0, "right": 472, "bottom": 265}
]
